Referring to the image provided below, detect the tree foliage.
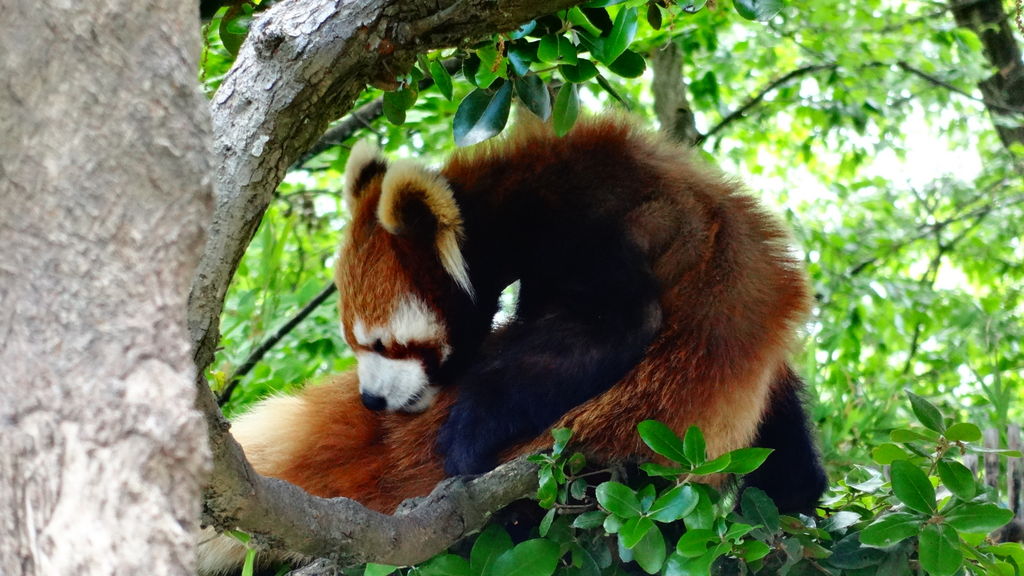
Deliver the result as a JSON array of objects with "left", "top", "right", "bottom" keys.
[
  {"left": 196, "top": 0, "right": 1023, "bottom": 571},
  {"left": 204, "top": 0, "right": 1022, "bottom": 454}
]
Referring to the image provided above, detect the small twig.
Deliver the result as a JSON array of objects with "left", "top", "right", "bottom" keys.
[
  {"left": 218, "top": 281, "right": 338, "bottom": 406},
  {"left": 297, "top": 100, "right": 386, "bottom": 165},
  {"left": 296, "top": 58, "right": 462, "bottom": 166},
  {"left": 846, "top": 190, "right": 1024, "bottom": 278},
  {"left": 698, "top": 63, "right": 838, "bottom": 145},
  {"left": 896, "top": 61, "right": 1024, "bottom": 114}
]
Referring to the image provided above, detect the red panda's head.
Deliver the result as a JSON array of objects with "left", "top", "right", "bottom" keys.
[{"left": 335, "top": 141, "right": 474, "bottom": 413}]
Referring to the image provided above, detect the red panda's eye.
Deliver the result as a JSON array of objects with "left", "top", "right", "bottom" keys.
[{"left": 372, "top": 339, "right": 386, "bottom": 354}]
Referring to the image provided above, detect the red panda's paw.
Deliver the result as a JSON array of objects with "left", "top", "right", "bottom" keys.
[{"left": 437, "top": 400, "right": 500, "bottom": 476}]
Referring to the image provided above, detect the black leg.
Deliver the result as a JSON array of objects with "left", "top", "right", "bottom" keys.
[{"left": 742, "top": 367, "right": 827, "bottom": 515}]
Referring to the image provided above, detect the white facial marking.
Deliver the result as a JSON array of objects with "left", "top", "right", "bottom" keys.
[
  {"left": 352, "top": 294, "right": 451, "bottom": 411},
  {"left": 389, "top": 294, "right": 444, "bottom": 345},
  {"left": 351, "top": 295, "right": 448, "bottom": 353},
  {"left": 352, "top": 318, "right": 377, "bottom": 348},
  {"left": 356, "top": 352, "right": 438, "bottom": 412}
]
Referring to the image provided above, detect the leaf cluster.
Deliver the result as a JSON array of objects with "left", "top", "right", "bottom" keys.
[{"left": 338, "top": 394, "right": 1022, "bottom": 576}]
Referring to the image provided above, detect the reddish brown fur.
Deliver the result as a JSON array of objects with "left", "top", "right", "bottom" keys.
[{"left": 242, "top": 115, "right": 809, "bottom": 513}]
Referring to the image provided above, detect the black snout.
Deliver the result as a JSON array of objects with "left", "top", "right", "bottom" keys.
[{"left": 361, "top": 392, "right": 388, "bottom": 411}]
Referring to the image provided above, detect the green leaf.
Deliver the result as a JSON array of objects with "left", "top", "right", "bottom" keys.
[
  {"left": 638, "top": 484, "right": 657, "bottom": 513},
  {"left": 845, "top": 466, "right": 885, "bottom": 493},
  {"left": 620, "top": 516, "right": 656, "bottom": 549},
  {"left": 918, "top": 523, "right": 962, "bottom": 576},
  {"left": 945, "top": 503, "right": 1013, "bottom": 533},
  {"left": 872, "top": 442, "right": 911, "bottom": 465},
  {"left": 690, "top": 453, "right": 731, "bottom": 475},
  {"left": 473, "top": 42, "right": 504, "bottom": 88},
  {"left": 509, "top": 20, "right": 536, "bottom": 40},
  {"left": 665, "top": 551, "right": 714, "bottom": 576},
  {"left": 604, "top": 513, "right": 624, "bottom": 534},
  {"left": 936, "top": 460, "right": 976, "bottom": 500},
  {"left": 570, "top": 545, "right": 602, "bottom": 576},
  {"left": 861, "top": 513, "right": 923, "bottom": 548},
  {"left": 637, "top": 420, "right": 689, "bottom": 464},
  {"left": 821, "top": 510, "right": 863, "bottom": 532},
  {"left": 429, "top": 61, "right": 453, "bottom": 101},
  {"left": 684, "top": 492, "right": 715, "bottom": 530},
  {"left": 567, "top": 7, "right": 603, "bottom": 36},
  {"left": 537, "top": 468, "right": 557, "bottom": 508},
  {"left": 453, "top": 82, "right": 513, "bottom": 147},
  {"left": 382, "top": 88, "right": 417, "bottom": 125},
  {"left": 891, "top": 428, "right": 940, "bottom": 443},
  {"left": 552, "top": 427, "right": 572, "bottom": 455},
  {"left": 596, "top": 482, "right": 643, "bottom": 518},
  {"left": 967, "top": 447, "right": 1022, "bottom": 456},
  {"left": 683, "top": 426, "right": 706, "bottom": 467},
  {"left": 648, "top": 485, "right": 699, "bottom": 523},
  {"left": 639, "top": 462, "right": 685, "bottom": 478},
  {"left": 944, "top": 422, "right": 982, "bottom": 442},
  {"left": 721, "top": 448, "right": 773, "bottom": 474},
  {"left": 218, "top": 10, "right": 251, "bottom": 56},
  {"left": 723, "top": 522, "right": 756, "bottom": 541},
  {"left": 987, "top": 542, "right": 1024, "bottom": 567},
  {"left": 607, "top": 49, "right": 646, "bottom": 78},
  {"left": 827, "top": 534, "right": 887, "bottom": 569},
  {"left": 679, "top": 0, "right": 708, "bottom": 13},
  {"left": 737, "top": 540, "right": 771, "bottom": 562},
  {"left": 539, "top": 508, "right": 556, "bottom": 537},
  {"left": 552, "top": 83, "right": 580, "bottom": 137},
  {"left": 741, "top": 488, "right": 780, "bottom": 533},
  {"left": 674, "top": 529, "right": 716, "bottom": 557},
  {"left": 514, "top": 75, "right": 550, "bottom": 121},
  {"left": 906, "top": 391, "right": 946, "bottom": 434},
  {"left": 598, "top": 7, "right": 637, "bottom": 64},
  {"left": 364, "top": 564, "right": 398, "bottom": 576},
  {"left": 471, "top": 525, "right": 513, "bottom": 576},
  {"left": 570, "top": 478, "right": 587, "bottom": 500},
  {"left": 581, "top": 7, "right": 614, "bottom": 33},
  {"left": 537, "top": 35, "right": 560, "bottom": 63},
  {"left": 418, "top": 554, "right": 471, "bottom": 576},
  {"left": 561, "top": 60, "right": 599, "bottom": 83},
  {"left": 568, "top": 452, "right": 586, "bottom": 475},
  {"left": 646, "top": 4, "right": 663, "bottom": 30},
  {"left": 630, "top": 524, "right": 666, "bottom": 574},
  {"left": 487, "top": 539, "right": 560, "bottom": 576},
  {"left": 241, "top": 546, "right": 256, "bottom": 576},
  {"left": 890, "top": 460, "right": 936, "bottom": 514},
  {"left": 558, "top": 36, "right": 579, "bottom": 65},
  {"left": 507, "top": 48, "right": 532, "bottom": 77},
  {"left": 732, "top": 0, "right": 783, "bottom": 21},
  {"left": 573, "top": 511, "right": 607, "bottom": 530}
]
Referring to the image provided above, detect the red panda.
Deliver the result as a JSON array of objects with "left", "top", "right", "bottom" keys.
[{"left": 197, "top": 115, "right": 825, "bottom": 574}]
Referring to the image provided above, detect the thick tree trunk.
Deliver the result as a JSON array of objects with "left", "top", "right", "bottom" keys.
[
  {"left": 0, "top": 2, "right": 213, "bottom": 575},
  {"left": 651, "top": 41, "right": 701, "bottom": 146},
  {"left": 949, "top": 0, "right": 1024, "bottom": 148}
]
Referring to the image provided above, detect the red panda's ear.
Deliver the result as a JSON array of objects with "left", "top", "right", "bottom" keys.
[
  {"left": 379, "top": 160, "right": 474, "bottom": 299},
  {"left": 344, "top": 140, "right": 387, "bottom": 214}
]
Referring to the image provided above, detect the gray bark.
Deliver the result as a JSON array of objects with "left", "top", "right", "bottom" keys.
[
  {"left": 949, "top": 0, "right": 1024, "bottom": 148},
  {"left": 0, "top": 2, "right": 212, "bottom": 575},
  {"left": 651, "top": 41, "right": 701, "bottom": 146},
  {"left": 188, "top": 0, "right": 583, "bottom": 565}
]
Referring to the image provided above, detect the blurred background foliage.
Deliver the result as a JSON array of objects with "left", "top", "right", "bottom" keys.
[{"left": 200, "top": 0, "right": 1023, "bottom": 481}]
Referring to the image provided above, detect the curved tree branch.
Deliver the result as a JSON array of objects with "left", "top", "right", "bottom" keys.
[
  {"left": 199, "top": 366, "right": 538, "bottom": 565},
  {"left": 187, "top": 0, "right": 583, "bottom": 566}
]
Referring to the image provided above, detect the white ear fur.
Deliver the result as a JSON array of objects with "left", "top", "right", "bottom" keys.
[
  {"left": 344, "top": 140, "right": 385, "bottom": 214},
  {"left": 378, "top": 160, "right": 475, "bottom": 299}
]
